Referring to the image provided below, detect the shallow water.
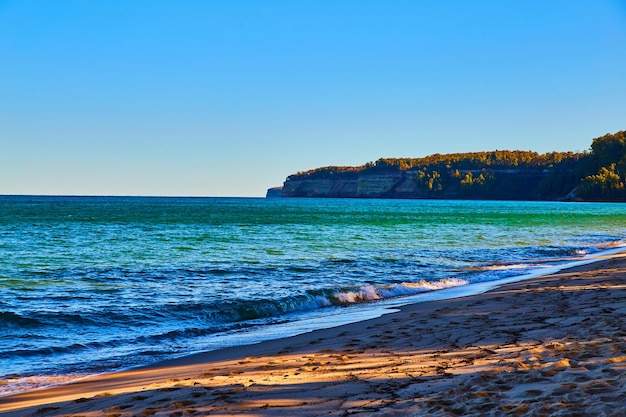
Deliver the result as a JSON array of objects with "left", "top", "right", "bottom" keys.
[{"left": 1, "top": 196, "right": 624, "bottom": 395}]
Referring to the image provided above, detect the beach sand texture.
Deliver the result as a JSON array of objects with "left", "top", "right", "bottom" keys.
[{"left": 1, "top": 254, "right": 625, "bottom": 416}]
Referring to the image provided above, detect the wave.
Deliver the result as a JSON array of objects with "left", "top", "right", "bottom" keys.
[
  {"left": 108, "top": 278, "right": 474, "bottom": 353},
  {"left": 0, "top": 374, "right": 88, "bottom": 398},
  {"left": 194, "top": 295, "right": 333, "bottom": 324},
  {"left": 0, "top": 311, "right": 42, "bottom": 327},
  {"left": 479, "top": 263, "right": 537, "bottom": 271},
  {"left": 331, "top": 278, "right": 468, "bottom": 304},
  {"left": 1, "top": 276, "right": 474, "bottom": 341},
  {"left": 201, "top": 277, "right": 470, "bottom": 322},
  {"left": 1, "top": 277, "right": 471, "bottom": 357},
  {"left": 583, "top": 239, "right": 626, "bottom": 253},
  {"left": 595, "top": 239, "right": 626, "bottom": 249},
  {"left": 0, "top": 343, "right": 90, "bottom": 360}
]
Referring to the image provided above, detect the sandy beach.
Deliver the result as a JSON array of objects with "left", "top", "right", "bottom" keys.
[{"left": 1, "top": 253, "right": 625, "bottom": 417}]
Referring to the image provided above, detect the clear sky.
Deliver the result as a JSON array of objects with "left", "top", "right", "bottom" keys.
[{"left": 2, "top": 0, "right": 625, "bottom": 197}]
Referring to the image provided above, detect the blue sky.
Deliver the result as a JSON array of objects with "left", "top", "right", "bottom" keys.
[{"left": 2, "top": 0, "right": 625, "bottom": 196}]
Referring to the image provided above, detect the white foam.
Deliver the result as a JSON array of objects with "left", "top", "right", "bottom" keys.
[
  {"left": 480, "top": 263, "right": 537, "bottom": 271},
  {"left": 375, "top": 245, "right": 626, "bottom": 310},
  {"left": 335, "top": 285, "right": 381, "bottom": 303},
  {"left": 333, "top": 277, "right": 469, "bottom": 304}
]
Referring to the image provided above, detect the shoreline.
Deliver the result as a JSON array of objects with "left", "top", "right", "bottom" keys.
[
  {"left": 1, "top": 250, "right": 625, "bottom": 416},
  {"left": 1, "top": 247, "right": 621, "bottom": 398}
]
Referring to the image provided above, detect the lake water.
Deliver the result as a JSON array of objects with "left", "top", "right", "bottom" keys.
[{"left": 1, "top": 196, "right": 624, "bottom": 395}]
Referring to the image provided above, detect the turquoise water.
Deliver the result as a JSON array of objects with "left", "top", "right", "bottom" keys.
[{"left": 1, "top": 196, "right": 625, "bottom": 395}]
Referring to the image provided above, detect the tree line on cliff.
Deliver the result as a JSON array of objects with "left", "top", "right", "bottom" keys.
[{"left": 285, "top": 130, "right": 626, "bottom": 201}]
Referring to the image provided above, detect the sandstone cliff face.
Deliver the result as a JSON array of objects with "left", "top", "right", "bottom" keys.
[
  {"left": 273, "top": 169, "right": 553, "bottom": 200},
  {"left": 281, "top": 179, "right": 359, "bottom": 197},
  {"left": 356, "top": 175, "right": 401, "bottom": 197},
  {"left": 265, "top": 187, "right": 283, "bottom": 198},
  {"left": 281, "top": 174, "right": 404, "bottom": 198}
]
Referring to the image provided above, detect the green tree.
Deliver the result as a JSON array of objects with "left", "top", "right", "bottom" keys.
[
  {"left": 590, "top": 131, "right": 626, "bottom": 168},
  {"left": 416, "top": 169, "right": 443, "bottom": 193},
  {"left": 578, "top": 164, "right": 625, "bottom": 200}
]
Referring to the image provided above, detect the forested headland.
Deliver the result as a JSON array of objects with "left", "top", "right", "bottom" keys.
[{"left": 272, "top": 130, "right": 626, "bottom": 201}]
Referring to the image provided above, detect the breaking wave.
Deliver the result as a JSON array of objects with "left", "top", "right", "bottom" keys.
[{"left": 331, "top": 278, "right": 468, "bottom": 304}]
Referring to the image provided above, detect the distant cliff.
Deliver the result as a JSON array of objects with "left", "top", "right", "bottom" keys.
[
  {"left": 269, "top": 130, "right": 626, "bottom": 201},
  {"left": 265, "top": 187, "right": 283, "bottom": 198},
  {"left": 278, "top": 168, "right": 554, "bottom": 200}
]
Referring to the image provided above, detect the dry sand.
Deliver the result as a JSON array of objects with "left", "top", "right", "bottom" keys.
[{"left": 1, "top": 253, "right": 625, "bottom": 416}]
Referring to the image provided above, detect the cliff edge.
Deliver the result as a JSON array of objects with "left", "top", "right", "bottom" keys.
[{"left": 268, "top": 131, "right": 625, "bottom": 201}]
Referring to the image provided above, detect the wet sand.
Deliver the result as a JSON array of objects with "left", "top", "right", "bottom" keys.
[{"left": 1, "top": 253, "right": 625, "bottom": 416}]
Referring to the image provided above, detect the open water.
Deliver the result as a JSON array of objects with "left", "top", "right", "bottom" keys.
[{"left": 1, "top": 196, "right": 625, "bottom": 395}]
